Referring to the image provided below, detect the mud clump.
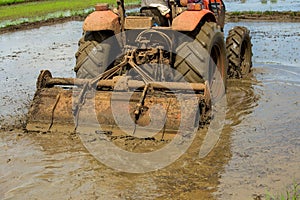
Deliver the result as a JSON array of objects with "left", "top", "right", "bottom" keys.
[{"left": 109, "top": 135, "right": 170, "bottom": 153}]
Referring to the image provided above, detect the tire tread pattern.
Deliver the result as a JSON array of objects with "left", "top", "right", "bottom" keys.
[
  {"left": 74, "top": 31, "right": 112, "bottom": 79},
  {"left": 174, "top": 22, "right": 226, "bottom": 84},
  {"left": 226, "top": 26, "right": 252, "bottom": 78}
]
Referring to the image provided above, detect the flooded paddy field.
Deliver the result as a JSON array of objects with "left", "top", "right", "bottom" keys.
[
  {"left": 0, "top": 21, "right": 299, "bottom": 199},
  {"left": 224, "top": 0, "right": 300, "bottom": 12}
]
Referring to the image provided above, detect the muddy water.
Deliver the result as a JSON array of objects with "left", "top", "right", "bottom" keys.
[
  {"left": 216, "top": 66, "right": 300, "bottom": 199},
  {"left": 0, "top": 21, "right": 300, "bottom": 199},
  {"left": 0, "top": 22, "right": 82, "bottom": 127}
]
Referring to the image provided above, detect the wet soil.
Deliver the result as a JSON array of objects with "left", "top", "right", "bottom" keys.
[
  {"left": 0, "top": 16, "right": 84, "bottom": 35},
  {"left": 226, "top": 11, "right": 300, "bottom": 23},
  {"left": 0, "top": 21, "right": 299, "bottom": 199},
  {"left": 0, "top": 22, "right": 81, "bottom": 128}
]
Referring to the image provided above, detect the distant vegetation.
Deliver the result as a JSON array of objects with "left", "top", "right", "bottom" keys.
[
  {"left": 0, "top": 0, "right": 139, "bottom": 21},
  {"left": 0, "top": 0, "right": 137, "bottom": 6},
  {"left": 229, "top": 10, "right": 300, "bottom": 17},
  {"left": 0, "top": 0, "right": 44, "bottom": 6},
  {"left": 0, "top": 0, "right": 28, "bottom": 6},
  {"left": 1, "top": 0, "right": 299, "bottom": 30}
]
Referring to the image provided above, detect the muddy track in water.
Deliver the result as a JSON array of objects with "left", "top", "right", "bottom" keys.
[{"left": 0, "top": 21, "right": 299, "bottom": 199}]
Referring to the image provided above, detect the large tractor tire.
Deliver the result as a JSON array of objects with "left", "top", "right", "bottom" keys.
[
  {"left": 226, "top": 26, "right": 252, "bottom": 78},
  {"left": 174, "top": 22, "right": 227, "bottom": 100},
  {"left": 74, "top": 31, "right": 113, "bottom": 79}
]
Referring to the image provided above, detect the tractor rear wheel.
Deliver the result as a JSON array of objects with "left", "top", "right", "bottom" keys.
[
  {"left": 174, "top": 22, "right": 227, "bottom": 101},
  {"left": 74, "top": 31, "right": 113, "bottom": 79},
  {"left": 226, "top": 26, "right": 252, "bottom": 78}
]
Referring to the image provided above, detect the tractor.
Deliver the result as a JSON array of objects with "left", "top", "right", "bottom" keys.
[{"left": 26, "top": 0, "right": 252, "bottom": 140}]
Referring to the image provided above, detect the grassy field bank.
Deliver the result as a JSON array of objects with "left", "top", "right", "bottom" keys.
[
  {"left": 0, "top": 0, "right": 139, "bottom": 20},
  {"left": 0, "top": 0, "right": 32, "bottom": 6},
  {"left": 1, "top": 0, "right": 300, "bottom": 32},
  {"left": 0, "top": 0, "right": 140, "bottom": 30}
]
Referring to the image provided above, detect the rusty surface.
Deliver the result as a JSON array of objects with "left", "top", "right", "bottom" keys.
[
  {"left": 172, "top": 10, "right": 216, "bottom": 31},
  {"left": 83, "top": 10, "right": 120, "bottom": 33},
  {"left": 26, "top": 87, "right": 75, "bottom": 133},
  {"left": 95, "top": 3, "right": 109, "bottom": 11},
  {"left": 26, "top": 5, "right": 227, "bottom": 139},
  {"left": 26, "top": 86, "right": 206, "bottom": 139},
  {"left": 124, "top": 16, "right": 153, "bottom": 29},
  {"left": 45, "top": 77, "right": 207, "bottom": 91},
  {"left": 27, "top": 71, "right": 209, "bottom": 139}
]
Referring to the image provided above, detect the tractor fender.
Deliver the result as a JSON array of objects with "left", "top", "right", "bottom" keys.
[
  {"left": 172, "top": 10, "right": 216, "bottom": 31},
  {"left": 83, "top": 10, "right": 120, "bottom": 33}
]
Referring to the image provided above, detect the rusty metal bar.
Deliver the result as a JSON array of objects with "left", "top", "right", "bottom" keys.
[
  {"left": 46, "top": 78, "right": 85, "bottom": 86},
  {"left": 45, "top": 77, "right": 206, "bottom": 91}
]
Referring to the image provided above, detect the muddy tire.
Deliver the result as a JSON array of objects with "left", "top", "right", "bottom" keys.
[
  {"left": 226, "top": 26, "right": 252, "bottom": 78},
  {"left": 174, "top": 22, "right": 227, "bottom": 99},
  {"left": 74, "top": 31, "right": 113, "bottom": 79}
]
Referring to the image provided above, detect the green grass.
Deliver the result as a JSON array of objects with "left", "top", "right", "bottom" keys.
[
  {"left": 0, "top": 0, "right": 140, "bottom": 29},
  {"left": 0, "top": 0, "right": 54, "bottom": 6},
  {"left": 0, "top": 0, "right": 28, "bottom": 6},
  {"left": 266, "top": 183, "right": 300, "bottom": 200},
  {"left": 0, "top": 0, "right": 139, "bottom": 21}
]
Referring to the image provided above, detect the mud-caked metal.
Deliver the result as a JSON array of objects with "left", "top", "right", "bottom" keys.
[{"left": 26, "top": 0, "right": 252, "bottom": 140}]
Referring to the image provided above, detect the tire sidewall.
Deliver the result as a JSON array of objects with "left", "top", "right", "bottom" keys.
[{"left": 207, "top": 29, "right": 227, "bottom": 88}]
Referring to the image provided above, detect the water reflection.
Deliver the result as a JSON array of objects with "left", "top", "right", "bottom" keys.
[
  {"left": 216, "top": 65, "right": 300, "bottom": 199},
  {"left": 225, "top": 77, "right": 260, "bottom": 127},
  {"left": 224, "top": 0, "right": 300, "bottom": 12}
]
